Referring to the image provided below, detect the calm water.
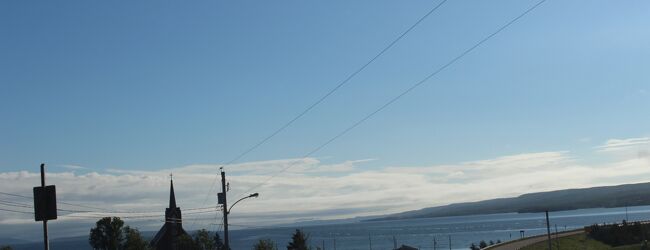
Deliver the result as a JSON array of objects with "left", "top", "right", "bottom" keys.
[
  {"left": 230, "top": 205, "right": 650, "bottom": 250},
  {"left": 11, "top": 205, "right": 650, "bottom": 249}
]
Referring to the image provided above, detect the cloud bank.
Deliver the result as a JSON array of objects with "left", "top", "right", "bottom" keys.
[{"left": 1, "top": 137, "right": 649, "bottom": 240}]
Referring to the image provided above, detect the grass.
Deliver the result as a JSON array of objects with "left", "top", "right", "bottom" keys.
[{"left": 520, "top": 233, "right": 643, "bottom": 250}]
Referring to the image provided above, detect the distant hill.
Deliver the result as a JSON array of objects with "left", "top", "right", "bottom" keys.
[{"left": 371, "top": 182, "right": 650, "bottom": 221}]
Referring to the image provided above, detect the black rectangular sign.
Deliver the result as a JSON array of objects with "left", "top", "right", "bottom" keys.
[
  {"left": 218, "top": 192, "right": 225, "bottom": 205},
  {"left": 33, "top": 185, "right": 57, "bottom": 221}
]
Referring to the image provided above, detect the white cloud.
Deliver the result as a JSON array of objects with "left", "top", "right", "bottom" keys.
[
  {"left": 596, "top": 137, "right": 650, "bottom": 152},
  {"left": 2, "top": 138, "right": 650, "bottom": 240},
  {"left": 58, "top": 164, "right": 87, "bottom": 170}
]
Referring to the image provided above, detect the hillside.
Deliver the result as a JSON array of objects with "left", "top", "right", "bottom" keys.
[{"left": 372, "top": 182, "right": 650, "bottom": 221}]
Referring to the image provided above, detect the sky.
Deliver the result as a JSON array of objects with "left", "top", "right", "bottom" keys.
[{"left": 1, "top": 0, "right": 650, "bottom": 240}]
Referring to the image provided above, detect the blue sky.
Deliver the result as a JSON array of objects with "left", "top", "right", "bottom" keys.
[
  {"left": 1, "top": 0, "right": 650, "bottom": 237},
  {"left": 2, "top": 0, "right": 649, "bottom": 171}
]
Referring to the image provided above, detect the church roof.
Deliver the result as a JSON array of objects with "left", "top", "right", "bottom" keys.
[
  {"left": 150, "top": 178, "right": 188, "bottom": 250},
  {"left": 169, "top": 179, "right": 177, "bottom": 209}
]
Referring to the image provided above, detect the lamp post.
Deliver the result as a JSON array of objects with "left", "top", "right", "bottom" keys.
[
  {"left": 228, "top": 193, "right": 259, "bottom": 215},
  {"left": 223, "top": 192, "right": 258, "bottom": 249}
]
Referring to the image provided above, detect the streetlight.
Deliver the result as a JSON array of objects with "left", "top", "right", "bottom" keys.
[
  {"left": 228, "top": 193, "right": 259, "bottom": 215},
  {"left": 223, "top": 192, "right": 258, "bottom": 249}
]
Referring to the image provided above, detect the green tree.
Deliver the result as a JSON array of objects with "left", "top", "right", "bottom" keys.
[
  {"left": 214, "top": 232, "right": 225, "bottom": 250},
  {"left": 469, "top": 243, "right": 479, "bottom": 250},
  {"left": 194, "top": 229, "right": 214, "bottom": 250},
  {"left": 287, "top": 229, "right": 309, "bottom": 250},
  {"left": 177, "top": 234, "right": 199, "bottom": 250},
  {"left": 0, "top": 246, "right": 13, "bottom": 250},
  {"left": 123, "top": 226, "right": 151, "bottom": 250},
  {"left": 479, "top": 240, "right": 488, "bottom": 248},
  {"left": 89, "top": 217, "right": 125, "bottom": 250},
  {"left": 254, "top": 239, "right": 277, "bottom": 250}
]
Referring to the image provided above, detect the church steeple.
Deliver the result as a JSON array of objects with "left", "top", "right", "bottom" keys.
[
  {"left": 151, "top": 174, "right": 188, "bottom": 250},
  {"left": 169, "top": 174, "right": 177, "bottom": 209}
]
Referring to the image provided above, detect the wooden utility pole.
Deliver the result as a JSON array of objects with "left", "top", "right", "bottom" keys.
[
  {"left": 433, "top": 236, "right": 437, "bottom": 250},
  {"left": 555, "top": 224, "right": 560, "bottom": 250},
  {"left": 546, "top": 211, "right": 552, "bottom": 250},
  {"left": 221, "top": 170, "right": 230, "bottom": 249},
  {"left": 393, "top": 236, "right": 397, "bottom": 249}
]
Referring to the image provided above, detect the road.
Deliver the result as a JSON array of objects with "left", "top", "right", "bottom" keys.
[{"left": 484, "top": 229, "right": 584, "bottom": 250}]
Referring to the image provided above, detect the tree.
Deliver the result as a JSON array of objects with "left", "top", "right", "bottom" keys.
[
  {"left": 194, "top": 229, "right": 214, "bottom": 250},
  {"left": 89, "top": 217, "right": 125, "bottom": 250},
  {"left": 469, "top": 243, "right": 479, "bottom": 250},
  {"left": 287, "top": 229, "right": 309, "bottom": 250},
  {"left": 0, "top": 246, "right": 13, "bottom": 250},
  {"left": 254, "top": 239, "right": 277, "bottom": 250},
  {"left": 177, "top": 234, "right": 199, "bottom": 250},
  {"left": 479, "top": 240, "right": 488, "bottom": 248},
  {"left": 214, "top": 232, "right": 225, "bottom": 250},
  {"left": 123, "top": 226, "right": 151, "bottom": 250}
]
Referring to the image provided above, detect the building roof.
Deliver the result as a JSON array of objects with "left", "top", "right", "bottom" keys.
[
  {"left": 395, "top": 245, "right": 419, "bottom": 250},
  {"left": 150, "top": 178, "right": 188, "bottom": 250}
]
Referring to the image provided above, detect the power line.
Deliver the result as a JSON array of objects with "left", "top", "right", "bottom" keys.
[
  {"left": 0, "top": 191, "right": 31, "bottom": 199},
  {"left": 198, "top": 0, "right": 450, "bottom": 209},
  {"left": 0, "top": 199, "right": 33, "bottom": 208},
  {"left": 0, "top": 190, "right": 220, "bottom": 214},
  {"left": 0, "top": 207, "right": 33, "bottom": 215},
  {"left": 60, "top": 208, "right": 220, "bottom": 220},
  {"left": 224, "top": 0, "right": 449, "bottom": 168},
  {"left": 237, "top": 0, "right": 548, "bottom": 196}
]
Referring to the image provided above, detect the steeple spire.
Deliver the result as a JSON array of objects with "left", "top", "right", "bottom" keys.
[{"left": 169, "top": 174, "right": 177, "bottom": 209}]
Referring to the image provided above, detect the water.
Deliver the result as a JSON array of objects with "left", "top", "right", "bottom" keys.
[
  {"left": 10, "top": 205, "right": 650, "bottom": 249},
  {"left": 229, "top": 205, "right": 650, "bottom": 250}
]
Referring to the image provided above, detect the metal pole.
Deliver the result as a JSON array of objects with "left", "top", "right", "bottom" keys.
[
  {"left": 40, "top": 163, "right": 49, "bottom": 250},
  {"left": 433, "top": 236, "right": 436, "bottom": 250},
  {"left": 393, "top": 236, "right": 397, "bottom": 249},
  {"left": 555, "top": 224, "right": 559, "bottom": 250},
  {"left": 546, "top": 211, "right": 552, "bottom": 250},
  {"left": 221, "top": 171, "right": 229, "bottom": 250}
]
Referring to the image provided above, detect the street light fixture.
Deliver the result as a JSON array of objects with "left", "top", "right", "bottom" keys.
[{"left": 228, "top": 193, "right": 259, "bottom": 215}]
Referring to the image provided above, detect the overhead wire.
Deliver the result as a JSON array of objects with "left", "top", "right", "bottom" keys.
[
  {"left": 197, "top": 0, "right": 451, "bottom": 209},
  {"left": 236, "top": 0, "right": 548, "bottom": 197},
  {"left": 0, "top": 207, "right": 33, "bottom": 215},
  {"left": 0, "top": 191, "right": 220, "bottom": 215}
]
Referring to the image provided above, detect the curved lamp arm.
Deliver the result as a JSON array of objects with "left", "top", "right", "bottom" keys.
[{"left": 228, "top": 193, "right": 259, "bottom": 214}]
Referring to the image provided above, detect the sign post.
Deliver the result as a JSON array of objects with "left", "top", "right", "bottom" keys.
[{"left": 33, "top": 163, "right": 57, "bottom": 250}]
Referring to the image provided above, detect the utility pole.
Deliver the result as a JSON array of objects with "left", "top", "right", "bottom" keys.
[
  {"left": 546, "top": 211, "right": 552, "bottom": 250},
  {"left": 393, "top": 236, "right": 397, "bottom": 249},
  {"left": 448, "top": 235, "right": 451, "bottom": 250},
  {"left": 40, "top": 164, "right": 49, "bottom": 250},
  {"left": 220, "top": 170, "right": 230, "bottom": 249},
  {"left": 555, "top": 224, "right": 559, "bottom": 250},
  {"left": 433, "top": 236, "right": 437, "bottom": 250},
  {"left": 368, "top": 233, "right": 372, "bottom": 250}
]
